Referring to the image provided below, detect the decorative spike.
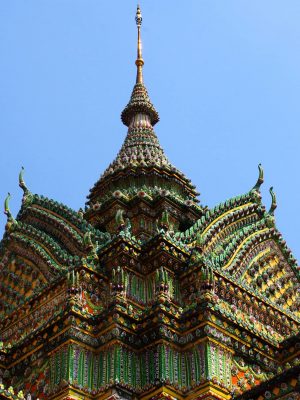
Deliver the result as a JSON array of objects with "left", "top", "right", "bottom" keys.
[
  {"left": 3, "top": 192, "right": 17, "bottom": 230},
  {"left": 253, "top": 163, "right": 264, "bottom": 191},
  {"left": 135, "top": 4, "right": 144, "bottom": 84},
  {"left": 4, "top": 193, "right": 11, "bottom": 218},
  {"left": 269, "top": 187, "right": 277, "bottom": 215},
  {"left": 19, "top": 166, "right": 29, "bottom": 194}
]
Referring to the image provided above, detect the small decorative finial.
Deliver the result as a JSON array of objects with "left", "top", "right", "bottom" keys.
[
  {"left": 19, "top": 166, "right": 29, "bottom": 194},
  {"left": 269, "top": 187, "right": 277, "bottom": 215},
  {"left": 4, "top": 193, "right": 11, "bottom": 218},
  {"left": 157, "top": 210, "right": 171, "bottom": 233},
  {"left": 116, "top": 209, "right": 126, "bottom": 231},
  {"left": 253, "top": 163, "right": 264, "bottom": 191},
  {"left": 4, "top": 193, "right": 17, "bottom": 230},
  {"left": 136, "top": 4, "right": 142, "bottom": 27},
  {"left": 83, "top": 232, "right": 99, "bottom": 261},
  {"left": 84, "top": 231, "right": 94, "bottom": 251},
  {"left": 135, "top": 4, "right": 144, "bottom": 84}
]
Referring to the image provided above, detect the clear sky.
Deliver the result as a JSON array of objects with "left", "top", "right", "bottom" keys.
[{"left": 0, "top": 1, "right": 299, "bottom": 261}]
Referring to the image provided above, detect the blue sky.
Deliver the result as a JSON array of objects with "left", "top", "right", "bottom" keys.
[{"left": 0, "top": 1, "right": 299, "bottom": 261}]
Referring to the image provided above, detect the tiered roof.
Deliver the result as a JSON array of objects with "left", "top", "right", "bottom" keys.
[
  {"left": 0, "top": 6, "right": 299, "bottom": 400},
  {"left": 87, "top": 6, "right": 199, "bottom": 208}
]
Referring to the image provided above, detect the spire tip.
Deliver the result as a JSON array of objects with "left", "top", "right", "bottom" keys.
[
  {"left": 135, "top": 4, "right": 144, "bottom": 84},
  {"left": 136, "top": 4, "right": 142, "bottom": 27}
]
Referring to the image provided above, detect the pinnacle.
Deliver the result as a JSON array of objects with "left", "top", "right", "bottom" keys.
[{"left": 121, "top": 83, "right": 159, "bottom": 127}]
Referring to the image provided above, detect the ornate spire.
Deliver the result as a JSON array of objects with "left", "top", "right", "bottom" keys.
[
  {"left": 87, "top": 6, "right": 200, "bottom": 208},
  {"left": 135, "top": 5, "right": 144, "bottom": 84},
  {"left": 121, "top": 5, "right": 159, "bottom": 127}
]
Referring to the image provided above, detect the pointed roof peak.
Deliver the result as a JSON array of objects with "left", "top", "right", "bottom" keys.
[
  {"left": 86, "top": 6, "right": 200, "bottom": 208},
  {"left": 121, "top": 5, "right": 159, "bottom": 127},
  {"left": 135, "top": 4, "right": 144, "bottom": 84}
]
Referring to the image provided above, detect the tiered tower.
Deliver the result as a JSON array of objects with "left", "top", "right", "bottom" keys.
[
  {"left": 0, "top": 6, "right": 299, "bottom": 400},
  {"left": 86, "top": 5, "right": 203, "bottom": 238}
]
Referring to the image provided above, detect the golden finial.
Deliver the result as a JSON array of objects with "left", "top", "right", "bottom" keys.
[{"left": 135, "top": 4, "right": 144, "bottom": 84}]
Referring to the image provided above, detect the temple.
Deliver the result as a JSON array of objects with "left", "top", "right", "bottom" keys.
[{"left": 0, "top": 6, "right": 299, "bottom": 400}]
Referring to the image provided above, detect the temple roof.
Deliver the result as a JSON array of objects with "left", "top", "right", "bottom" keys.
[
  {"left": 0, "top": 182, "right": 110, "bottom": 318},
  {"left": 1, "top": 8, "right": 300, "bottom": 400}
]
